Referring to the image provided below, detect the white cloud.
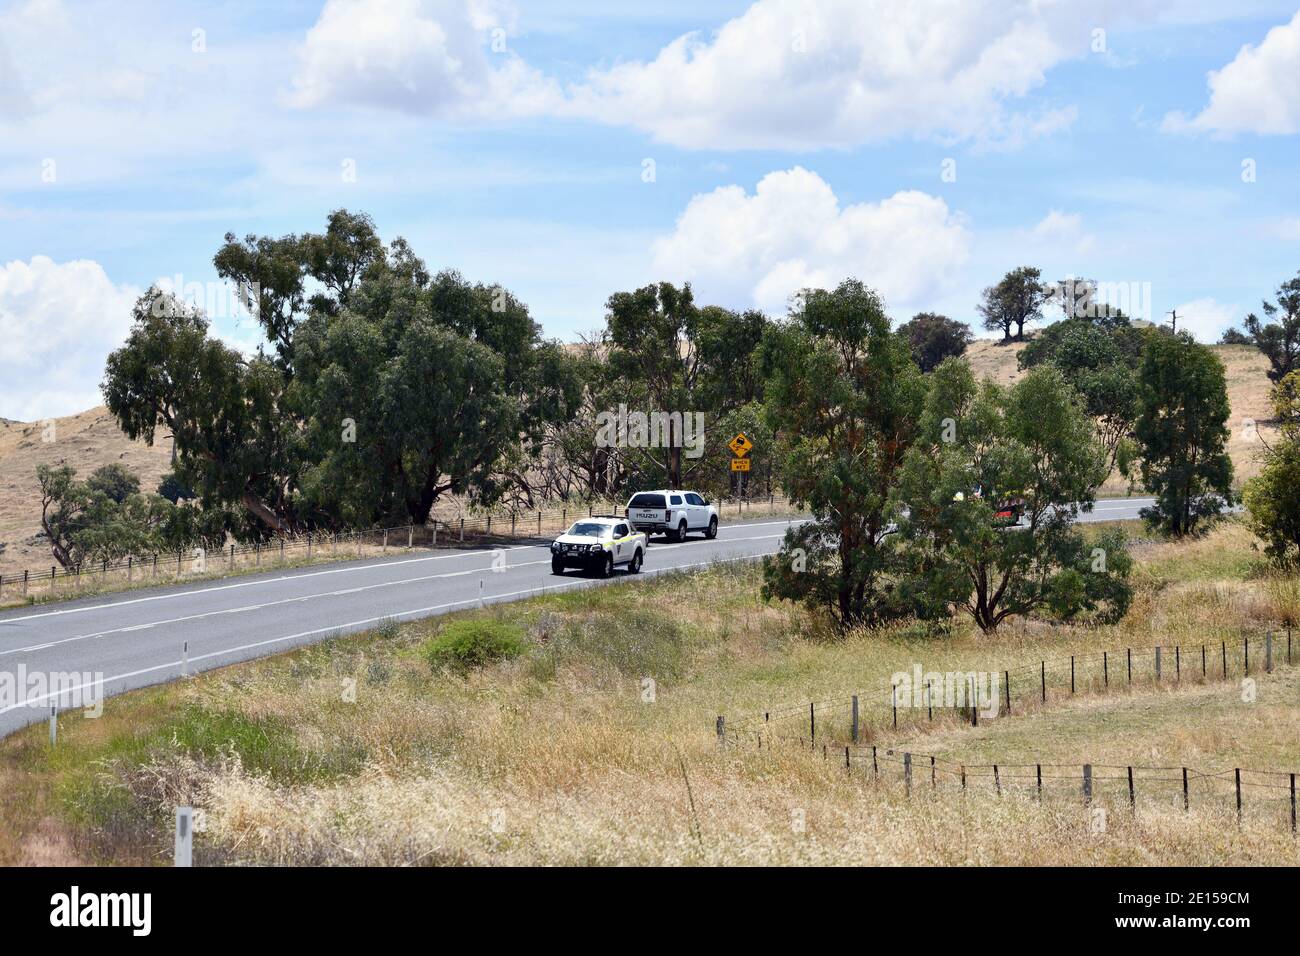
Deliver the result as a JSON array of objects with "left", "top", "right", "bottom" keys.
[
  {"left": 1171, "top": 297, "right": 1238, "bottom": 343},
  {"left": 287, "top": 0, "right": 560, "bottom": 118},
  {"left": 0, "top": 257, "right": 138, "bottom": 420},
  {"left": 564, "top": 0, "right": 1095, "bottom": 150},
  {"left": 1271, "top": 217, "right": 1300, "bottom": 241},
  {"left": 650, "top": 166, "right": 969, "bottom": 314},
  {"left": 1030, "top": 209, "right": 1096, "bottom": 255},
  {"left": 1163, "top": 10, "right": 1300, "bottom": 135}
]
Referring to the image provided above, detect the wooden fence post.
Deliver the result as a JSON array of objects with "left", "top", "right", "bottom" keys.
[
  {"left": 851, "top": 695, "right": 859, "bottom": 744},
  {"left": 1182, "top": 767, "right": 1189, "bottom": 811},
  {"left": 1128, "top": 647, "right": 1132, "bottom": 685},
  {"left": 1266, "top": 630, "right": 1274, "bottom": 674},
  {"left": 1155, "top": 646, "right": 1161, "bottom": 682},
  {"left": 716, "top": 716, "right": 725, "bottom": 747},
  {"left": 1036, "top": 764, "right": 1042, "bottom": 800},
  {"left": 994, "top": 764, "right": 1001, "bottom": 796},
  {"left": 1103, "top": 651, "right": 1108, "bottom": 688},
  {"left": 1003, "top": 670, "right": 1010, "bottom": 716},
  {"left": 1083, "top": 764, "right": 1092, "bottom": 804},
  {"left": 1128, "top": 767, "right": 1136, "bottom": 813},
  {"left": 1041, "top": 660, "right": 1046, "bottom": 702},
  {"left": 904, "top": 752, "right": 912, "bottom": 796},
  {"left": 809, "top": 702, "right": 815, "bottom": 744}
]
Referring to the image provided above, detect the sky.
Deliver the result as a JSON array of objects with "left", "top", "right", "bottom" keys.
[{"left": 2, "top": 0, "right": 1300, "bottom": 420}]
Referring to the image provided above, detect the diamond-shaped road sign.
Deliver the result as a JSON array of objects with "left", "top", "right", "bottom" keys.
[{"left": 728, "top": 432, "right": 753, "bottom": 458}]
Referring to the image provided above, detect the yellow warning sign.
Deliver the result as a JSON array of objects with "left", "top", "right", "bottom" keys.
[
  {"left": 728, "top": 432, "right": 753, "bottom": 458},
  {"left": 731, "top": 457, "right": 751, "bottom": 472}
]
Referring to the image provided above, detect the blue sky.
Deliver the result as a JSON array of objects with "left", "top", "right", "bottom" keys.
[{"left": 2, "top": 0, "right": 1300, "bottom": 419}]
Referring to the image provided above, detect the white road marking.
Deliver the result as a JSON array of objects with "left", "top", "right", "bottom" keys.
[
  {"left": 0, "top": 543, "right": 546, "bottom": 624},
  {"left": 1, "top": 549, "right": 779, "bottom": 714},
  {"left": 0, "top": 522, "right": 798, "bottom": 624},
  {"left": 0, "top": 532, "right": 791, "bottom": 658}
]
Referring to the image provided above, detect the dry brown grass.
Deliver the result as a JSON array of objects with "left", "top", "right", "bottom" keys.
[
  {"left": 0, "top": 407, "right": 172, "bottom": 578},
  {"left": 4, "top": 518, "right": 1299, "bottom": 866}
]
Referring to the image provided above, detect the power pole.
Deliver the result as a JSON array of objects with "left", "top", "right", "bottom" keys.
[{"left": 1166, "top": 309, "right": 1178, "bottom": 333}]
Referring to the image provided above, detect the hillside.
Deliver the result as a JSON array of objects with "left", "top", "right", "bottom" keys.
[
  {"left": 964, "top": 338, "right": 1277, "bottom": 495},
  {"left": 0, "top": 409, "right": 172, "bottom": 577}
]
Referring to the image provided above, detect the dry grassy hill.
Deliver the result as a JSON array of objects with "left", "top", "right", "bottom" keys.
[
  {"left": 0, "top": 409, "right": 172, "bottom": 577},
  {"left": 964, "top": 338, "right": 1277, "bottom": 495}
]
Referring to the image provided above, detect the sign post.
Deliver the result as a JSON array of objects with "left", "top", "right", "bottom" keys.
[{"left": 728, "top": 432, "right": 754, "bottom": 495}]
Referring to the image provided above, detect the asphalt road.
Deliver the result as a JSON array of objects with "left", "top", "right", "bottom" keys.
[{"left": 0, "top": 498, "right": 1157, "bottom": 738}]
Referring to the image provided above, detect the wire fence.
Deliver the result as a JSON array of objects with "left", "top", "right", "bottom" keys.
[
  {"left": 1, "top": 493, "right": 797, "bottom": 604},
  {"left": 717, "top": 624, "right": 1300, "bottom": 832},
  {"left": 765, "top": 741, "right": 1300, "bottom": 832}
]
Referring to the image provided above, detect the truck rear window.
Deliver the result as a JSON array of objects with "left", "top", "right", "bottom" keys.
[{"left": 629, "top": 494, "right": 666, "bottom": 509}]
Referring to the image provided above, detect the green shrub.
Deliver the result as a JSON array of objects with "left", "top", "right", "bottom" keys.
[{"left": 424, "top": 619, "right": 528, "bottom": 672}]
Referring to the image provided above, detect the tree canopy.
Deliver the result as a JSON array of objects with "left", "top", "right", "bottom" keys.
[
  {"left": 1133, "top": 331, "right": 1235, "bottom": 537},
  {"left": 896, "top": 360, "right": 1130, "bottom": 632},
  {"left": 1242, "top": 271, "right": 1300, "bottom": 383},
  {"left": 897, "top": 312, "right": 972, "bottom": 372},
  {"left": 103, "top": 210, "right": 582, "bottom": 535},
  {"left": 977, "top": 266, "right": 1050, "bottom": 342},
  {"left": 759, "top": 279, "right": 926, "bottom": 628}
]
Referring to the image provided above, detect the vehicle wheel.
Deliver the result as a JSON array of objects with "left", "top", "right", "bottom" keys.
[
  {"left": 551, "top": 557, "right": 565, "bottom": 575},
  {"left": 705, "top": 516, "right": 718, "bottom": 539},
  {"left": 675, "top": 520, "right": 688, "bottom": 542},
  {"left": 629, "top": 549, "right": 643, "bottom": 573},
  {"left": 600, "top": 553, "right": 614, "bottom": 578}
]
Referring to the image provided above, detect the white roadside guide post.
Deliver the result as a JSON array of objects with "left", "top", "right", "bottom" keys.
[
  {"left": 175, "top": 806, "right": 193, "bottom": 867},
  {"left": 49, "top": 704, "right": 57, "bottom": 747}
]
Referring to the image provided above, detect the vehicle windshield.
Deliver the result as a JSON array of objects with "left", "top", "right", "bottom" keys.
[
  {"left": 566, "top": 522, "right": 610, "bottom": 537},
  {"left": 629, "top": 494, "right": 666, "bottom": 508}
]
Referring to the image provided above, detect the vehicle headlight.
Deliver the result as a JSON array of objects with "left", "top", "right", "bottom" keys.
[{"left": 550, "top": 541, "right": 560, "bottom": 552}]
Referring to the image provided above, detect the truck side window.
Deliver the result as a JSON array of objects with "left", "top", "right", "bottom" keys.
[{"left": 615, "top": 524, "right": 628, "bottom": 537}]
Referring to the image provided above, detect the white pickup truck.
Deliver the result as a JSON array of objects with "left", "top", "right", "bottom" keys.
[
  {"left": 625, "top": 490, "right": 718, "bottom": 542},
  {"left": 550, "top": 517, "right": 647, "bottom": 577}
]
